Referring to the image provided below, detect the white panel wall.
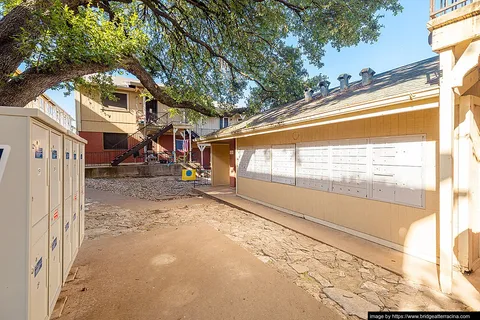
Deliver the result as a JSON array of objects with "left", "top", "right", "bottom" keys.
[
  {"left": 271, "top": 144, "right": 295, "bottom": 185},
  {"left": 296, "top": 141, "right": 330, "bottom": 191},
  {"left": 237, "top": 134, "right": 426, "bottom": 208}
]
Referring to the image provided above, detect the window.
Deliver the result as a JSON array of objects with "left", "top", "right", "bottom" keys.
[
  {"left": 220, "top": 117, "right": 229, "bottom": 128},
  {"left": 103, "top": 133, "right": 128, "bottom": 150},
  {"left": 102, "top": 92, "right": 128, "bottom": 109}
]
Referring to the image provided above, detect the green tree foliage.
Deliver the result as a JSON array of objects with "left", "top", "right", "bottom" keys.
[{"left": 0, "top": 0, "right": 402, "bottom": 116}]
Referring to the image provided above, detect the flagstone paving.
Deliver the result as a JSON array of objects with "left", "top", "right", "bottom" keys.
[{"left": 84, "top": 187, "right": 471, "bottom": 319}]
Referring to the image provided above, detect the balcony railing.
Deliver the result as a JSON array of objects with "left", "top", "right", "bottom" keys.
[{"left": 430, "top": 0, "right": 475, "bottom": 19}]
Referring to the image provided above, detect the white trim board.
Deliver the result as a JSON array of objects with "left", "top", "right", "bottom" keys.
[{"left": 237, "top": 193, "right": 438, "bottom": 265}]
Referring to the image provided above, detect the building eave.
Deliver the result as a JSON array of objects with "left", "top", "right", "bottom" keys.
[{"left": 198, "top": 87, "right": 440, "bottom": 143}]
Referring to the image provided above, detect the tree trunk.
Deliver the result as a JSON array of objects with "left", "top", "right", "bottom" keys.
[
  {"left": 0, "top": 1, "right": 38, "bottom": 85},
  {"left": 0, "top": 62, "right": 113, "bottom": 107}
]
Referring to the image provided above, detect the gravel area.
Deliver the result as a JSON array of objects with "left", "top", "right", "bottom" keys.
[
  {"left": 86, "top": 176, "right": 197, "bottom": 201},
  {"left": 84, "top": 195, "right": 471, "bottom": 319}
]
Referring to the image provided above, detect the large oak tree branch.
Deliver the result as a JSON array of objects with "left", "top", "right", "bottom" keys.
[
  {"left": 123, "top": 56, "right": 219, "bottom": 117},
  {"left": 0, "top": 62, "right": 113, "bottom": 107}
]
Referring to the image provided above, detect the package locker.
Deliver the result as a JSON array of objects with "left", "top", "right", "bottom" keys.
[
  {"left": 71, "top": 140, "right": 80, "bottom": 258},
  {"left": 48, "top": 130, "right": 63, "bottom": 312},
  {"left": 0, "top": 107, "right": 87, "bottom": 320},
  {"left": 63, "top": 137, "right": 73, "bottom": 280},
  {"left": 79, "top": 143, "right": 86, "bottom": 244}
]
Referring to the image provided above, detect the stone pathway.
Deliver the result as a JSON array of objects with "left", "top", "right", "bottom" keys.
[{"left": 84, "top": 196, "right": 471, "bottom": 319}]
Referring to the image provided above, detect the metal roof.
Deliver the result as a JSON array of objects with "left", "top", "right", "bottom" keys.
[{"left": 201, "top": 56, "right": 440, "bottom": 140}]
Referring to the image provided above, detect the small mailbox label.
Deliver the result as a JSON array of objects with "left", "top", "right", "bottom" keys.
[
  {"left": 66, "top": 152, "right": 70, "bottom": 160},
  {"left": 34, "top": 148, "right": 43, "bottom": 159},
  {"left": 73, "top": 213, "right": 76, "bottom": 221},
  {"left": 65, "top": 222, "right": 69, "bottom": 232},
  {"left": 53, "top": 209, "right": 59, "bottom": 221},
  {"left": 34, "top": 258, "right": 42, "bottom": 277},
  {"left": 74, "top": 153, "right": 77, "bottom": 160},
  {"left": 52, "top": 150, "right": 57, "bottom": 159},
  {"left": 51, "top": 238, "right": 57, "bottom": 251}
]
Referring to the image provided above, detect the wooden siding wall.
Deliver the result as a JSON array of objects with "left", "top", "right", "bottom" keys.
[
  {"left": 79, "top": 89, "right": 143, "bottom": 134},
  {"left": 237, "top": 108, "right": 440, "bottom": 262}
]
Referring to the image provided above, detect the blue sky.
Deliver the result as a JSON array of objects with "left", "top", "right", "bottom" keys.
[{"left": 46, "top": 0, "right": 435, "bottom": 119}]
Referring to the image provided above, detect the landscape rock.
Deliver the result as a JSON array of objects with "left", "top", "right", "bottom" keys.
[
  {"left": 360, "top": 291, "right": 384, "bottom": 307},
  {"left": 362, "top": 261, "right": 375, "bottom": 269},
  {"left": 308, "top": 272, "right": 333, "bottom": 287},
  {"left": 336, "top": 251, "right": 353, "bottom": 262},
  {"left": 289, "top": 263, "right": 309, "bottom": 274},
  {"left": 361, "top": 281, "right": 388, "bottom": 293},
  {"left": 314, "top": 243, "right": 335, "bottom": 253},
  {"left": 361, "top": 272, "right": 375, "bottom": 281},
  {"left": 395, "top": 284, "right": 417, "bottom": 295},
  {"left": 324, "top": 288, "right": 380, "bottom": 319},
  {"left": 314, "top": 251, "right": 336, "bottom": 262}
]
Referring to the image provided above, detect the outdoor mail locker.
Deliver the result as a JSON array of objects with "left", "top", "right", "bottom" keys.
[{"left": 0, "top": 107, "right": 87, "bottom": 320}]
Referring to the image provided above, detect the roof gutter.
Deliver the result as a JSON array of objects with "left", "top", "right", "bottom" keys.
[{"left": 198, "top": 87, "right": 439, "bottom": 143}]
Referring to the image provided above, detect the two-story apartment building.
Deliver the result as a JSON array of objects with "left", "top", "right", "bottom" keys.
[{"left": 74, "top": 76, "right": 245, "bottom": 167}]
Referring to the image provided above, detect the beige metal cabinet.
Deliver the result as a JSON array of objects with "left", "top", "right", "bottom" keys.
[
  {"left": 79, "top": 143, "right": 86, "bottom": 244},
  {"left": 0, "top": 107, "right": 87, "bottom": 320},
  {"left": 71, "top": 141, "right": 80, "bottom": 257},
  {"left": 63, "top": 137, "right": 73, "bottom": 280}
]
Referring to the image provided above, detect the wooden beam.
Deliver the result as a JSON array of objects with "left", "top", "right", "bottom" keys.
[
  {"left": 439, "top": 48, "right": 456, "bottom": 294},
  {"left": 452, "top": 39, "right": 480, "bottom": 88},
  {"left": 454, "top": 66, "right": 479, "bottom": 95}
]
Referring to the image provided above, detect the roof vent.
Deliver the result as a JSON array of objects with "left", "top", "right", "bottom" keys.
[
  {"left": 337, "top": 73, "right": 351, "bottom": 91},
  {"left": 304, "top": 88, "right": 313, "bottom": 102},
  {"left": 319, "top": 80, "right": 330, "bottom": 97},
  {"left": 359, "top": 68, "right": 376, "bottom": 86}
]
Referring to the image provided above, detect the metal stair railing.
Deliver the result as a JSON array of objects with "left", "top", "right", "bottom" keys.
[{"left": 111, "top": 123, "right": 174, "bottom": 166}]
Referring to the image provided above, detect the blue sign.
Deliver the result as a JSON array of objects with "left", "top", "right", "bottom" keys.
[
  {"left": 74, "top": 153, "right": 77, "bottom": 160},
  {"left": 51, "top": 237, "right": 57, "bottom": 251},
  {"left": 66, "top": 152, "right": 70, "bottom": 160},
  {"left": 34, "top": 148, "right": 43, "bottom": 159},
  {"left": 34, "top": 258, "right": 42, "bottom": 277},
  {"left": 52, "top": 150, "right": 57, "bottom": 159},
  {"left": 186, "top": 170, "right": 193, "bottom": 177},
  {"left": 65, "top": 222, "right": 69, "bottom": 232}
]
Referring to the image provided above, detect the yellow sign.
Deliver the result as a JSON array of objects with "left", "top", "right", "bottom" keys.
[{"left": 182, "top": 169, "right": 196, "bottom": 181}]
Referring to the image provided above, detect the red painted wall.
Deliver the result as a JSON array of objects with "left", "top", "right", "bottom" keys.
[
  {"left": 80, "top": 130, "right": 213, "bottom": 167},
  {"left": 79, "top": 131, "right": 140, "bottom": 165}
]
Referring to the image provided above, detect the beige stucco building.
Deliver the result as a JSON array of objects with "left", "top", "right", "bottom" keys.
[{"left": 199, "top": 0, "right": 480, "bottom": 303}]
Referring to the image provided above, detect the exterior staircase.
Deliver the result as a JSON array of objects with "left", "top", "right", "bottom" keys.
[{"left": 111, "top": 124, "right": 173, "bottom": 166}]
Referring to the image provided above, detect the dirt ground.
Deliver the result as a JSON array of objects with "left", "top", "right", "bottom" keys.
[
  {"left": 60, "top": 223, "right": 338, "bottom": 320},
  {"left": 63, "top": 178, "right": 471, "bottom": 320},
  {"left": 86, "top": 176, "right": 198, "bottom": 201}
]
